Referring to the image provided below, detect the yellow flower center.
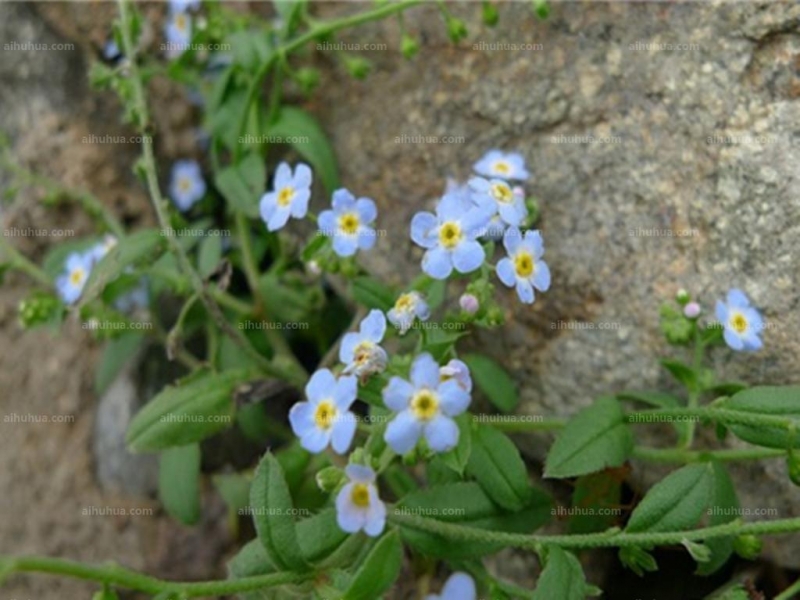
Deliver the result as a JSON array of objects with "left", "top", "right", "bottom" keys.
[
  {"left": 354, "top": 341, "right": 375, "bottom": 366},
  {"left": 314, "top": 400, "right": 337, "bottom": 430},
  {"left": 338, "top": 212, "right": 360, "bottom": 235},
  {"left": 69, "top": 268, "right": 85, "bottom": 286},
  {"left": 411, "top": 390, "right": 439, "bottom": 421},
  {"left": 177, "top": 177, "right": 192, "bottom": 192},
  {"left": 351, "top": 483, "right": 371, "bottom": 507},
  {"left": 277, "top": 187, "right": 295, "bottom": 207},
  {"left": 491, "top": 182, "right": 513, "bottom": 204},
  {"left": 175, "top": 13, "right": 188, "bottom": 32},
  {"left": 493, "top": 160, "right": 510, "bottom": 175},
  {"left": 514, "top": 251, "right": 535, "bottom": 278},
  {"left": 729, "top": 312, "right": 748, "bottom": 334},
  {"left": 438, "top": 222, "right": 462, "bottom": 249},
  {"left": 395, "top": 293, "right": 415, "bottom": 311}
]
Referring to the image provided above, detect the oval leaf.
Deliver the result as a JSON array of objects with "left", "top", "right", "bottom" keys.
[
  {"left": 342, "top": 531, "right": 402, "bottom": 600},
  {"left": 466, "top": 424, "right": 533, "bottom": 511},
  {"left": 724, "top": 386, "right": 800, "bottom": 449},
  {"left": 533, "top": 546, "right": 589, "bottom": 600},
  {"left": 159, "top": 444, "right": 201, "bottom": 525},
  {"left": 463, "top": 353, "right": 518, "bottom": 413}
]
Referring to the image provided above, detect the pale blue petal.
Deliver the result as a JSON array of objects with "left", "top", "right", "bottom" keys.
[
  {"left": 383, "top": 376, "right": 414, "bottom": 411},
  {"left": 259, "top": 192, "right": 277, "bottom": 223},
  {"left": 467, "top": 176, "right": 491, "bottom": 194},
  {"left": 336, "top": 484, "right": 366, "bottom": 532},
  {"left": 723, "top": 327, "right": 745, "bottom": 351},
  {"left": 305, "top": 368, "right": 336, "bottom": 402},
  {"left": 524, "top": 230, "right": 545, "bottom": 259},
  {"left": 496, "top": 257, "right": 516, "bottom": 287},
  {"left": 441, "top": 572, "right": 477, "bottom": 600},
  {"left": 532, "top": 260, "right": 551, "bottom": 291},
  {"left": 411, "top": 353, "right": 440, "bottom": 389},
  {"left": 422, "top": 247, "right": 454, "bottom": 280},
  {"left": 293, "top": 163, "right": 313, "bottom": 190},
  {"left": 319, "top": 209, "right": 337, "bottom": 237},
  {"left": 331, "top": 412, "right": 357, "bottom": 454},
  {"left": 452, "top": 240, "right": 484, "bottom": 273},
  {"left": 424, "top": 415, "right": 459, "bottom": 453},
  {"left": 289, "top": 402, "right": 313, "bottom": 435},
  {"left": 742, "top": 332, "right": 763, "bottom": 351},
  {"left": 339, "top": 332, "right": 362, "bottom": 364},
  {"left": 360, "top": 309, "right": 386, "bottom": 342},
  {"left": 356, "top": 198, "right": 377, "bottom": 224},
  {"left": 290, "top": 189, "right": 310, "bottom": 218},
  {"left": 345, "top": 464, "right": 376, "bottom": 483},
  {"left": 299, "top": 426, "right": 330, "bottom": 453},
  {"left": 415, "top": 298, "right": 431, "bottom": 321},
  {"left": 462, "top": 206, "right": 494, "bottom": 236},
  {"left": 334, "top": 375, "right": 358, "bottom": 410},
  {"left": 385, "top": 410, "right": 422, "bottom": 454},
  {"left": 503, "top": 226, "right": 523, "bottom": 254},
  {"left": 498, "top": 201, "right": 523, "bottom": 227},
  {"left": 333, "top": 234, "right": 359, "bottom": 257},
  {"left": 516, "top": 278, "right": 535, "bottom": 304},
  {"left": 273, "top": 162, "right": 292, "bottom": 189},
  {"left": 437, "top": 380, "right": 470, "bottom": 416},
  {"left": 715, "top": 300, "right": 728, "bottom": 324},
  {"left": 411, "top": 211, "right": 438, "bottom": 248},
  {"left": 332, "top": 188, "right": 355, "bottom": 211},
  {"left": 727, "top": 289, "right": 750, "bottom": 308},
  {"left": 437, "top": 193, "right": 465, "bottom": 220},
  {"left": 363, "top": 493, "right": 386, "bottom": 537},
  {"left": 357, "top": 228, "right": 377, "bottom": 250},
  {"left": 745, "top": 307, "right": 764, "bottom": 332},
  {"left": 267, "top": 206, "right": 291, "bottom": 231}
]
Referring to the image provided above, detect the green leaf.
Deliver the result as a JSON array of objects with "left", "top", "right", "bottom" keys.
[
  {"left": 81, "top": 230, "right": 165, "bottom": 305},
  {"left": 661, "top": 359, "right": 698, "bottom": 391},
  {"left": 544, "top": 397, "right": 633, "bottom": 479},
  {"left": 567, "top": 471, "right": 623, "bottom": 534},
  {"left": 350, "top": 277, "right": 395, "bottom": 312},
  {"left": 214, "top": 152, "right": 266, "bottom": 218},
  {"left": 266, "top": 106, "right": 340, "bottom": 194},
  {"left": 213, "top": 472, "right": 251, "bottom": 514},
  {"left": 462, "top": 353, "right": 518, "bottom": 413},
  {"left": 159, "top": 444, "right": 201, "bottom": 525},
  {"left": 532, "top": 546, "right": 589, "bottom": 600},
  {"left": 626, "top": 463, "right": 714, "bottom": 533},
  {"left": 697, "top": 462, "right": 739, "bottom": 575},
  {"left": 618, "top": 545, "right": 658, "bottom": 577},
  {"left": 197, "top": 234, "right": 223, "bottom": 278},
  {"left": 226, "top": 29, "right": 272, "bottom": 73},
  {"left": 126, "top": 370, "right": 249, "bottom": 452},
  {"left": 297, "top": 509, "right": 356, "bottom": 566},
  {"left": 342, "top": 531, "right": 402, "bottom": 600},
  {"left": 723, "top": 386, "right": 800, "bottom": 449},
  {"left": 250, "top": 452, "right": 307, "bottom": 570},
  {"left": 439, "top": 413, "right": 472, "bottom": 475},
  {"left": 94, "top": 332, "right": 144, "bottom": 395},
  {"left": 466, "top": 424, "right": 533, "bottom": 511},
  {"left": 421, "top": 328, "right": 467, "bottom": 362}
]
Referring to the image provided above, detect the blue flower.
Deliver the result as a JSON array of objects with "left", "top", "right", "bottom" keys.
[
  {"left": 260, "top": 162, "right": 312, "bottom": 232},
  {"left": 90, "top": 235, "right": 118, "bottom": 264},
  {"left": 468, "top": 177, "right": 527, "bottom": 228},
  {"left": 425, "top": 572, "right": 477, "bottom": 600},
  {"left": 289, "top": 369, "right": 358, "bottom": 454},
  {"left": 496, "top": 227, "right": 551, "bottom": 304},
  {"left": 169, "top": 0, "right": 201, "bottom": 13},
  {"left": 473, "top": 150, "right": 529, "bottom": 181},
  {"left": 335, "top": 464, "right": 386, "bottom": 537},
  {"left": 164, "top": 11, "right": 192, "bottom": 59},
  {"left": 383, "top": 353, "right": 471, "bottom": 454},
  {"left": 715, "top": 289, "right": 763, "bottom": 351},
  {"left": 440, "top": 359, "right": 472, "bottom": 393},
  {"left": 340, "top": 309, "right": 388, "bottom": 377},
  {"left": 318, "top": 189, "right": 377, "bottom": 257},
  {"left": 55, "top": 251, "right": 94, "bottom": 305},
  {"left": 387, "top": 291, "right": 430, "bottom": 334},
  {"left": 410, "top": 193, "right": 492, "bottom": 280},
  {"left": 169, "top": 160, "right": 206, "bottom": 211}
]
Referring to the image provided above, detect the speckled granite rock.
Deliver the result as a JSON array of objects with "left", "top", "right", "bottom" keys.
[{"left": 310, "top": 1, "right": 800, "bottom": 568}]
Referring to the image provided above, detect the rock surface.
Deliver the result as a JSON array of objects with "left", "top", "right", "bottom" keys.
[{"left": 313, "top": 0, "right": 800, "bottom": 568}]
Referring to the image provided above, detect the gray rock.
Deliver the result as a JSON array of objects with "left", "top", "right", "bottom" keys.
[{"left": 312, "top": 1, "right": 800, "bottom": 568}]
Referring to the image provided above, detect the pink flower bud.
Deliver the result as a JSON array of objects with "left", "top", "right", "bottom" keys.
[
  {"left": 683, "top": 301, "right": 701, "bottom": 319},
  {"left": 459, "top": 293, "right": 479, "bottom": 315}
]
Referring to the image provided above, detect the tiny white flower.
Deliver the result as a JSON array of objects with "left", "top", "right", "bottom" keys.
[
  {"left": 387, "top": 291, "right": 430, "bottom": 334},
  {"left": 335, "top": 464, "right": 386, "bottom": 537},
  {"left": 339, "top": 309, "right": 388, "bottom": 377},
  {"left": 259, "top": 162, "right": 312, "bottom": 232}
]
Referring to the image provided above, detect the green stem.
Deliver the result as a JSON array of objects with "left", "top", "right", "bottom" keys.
[
  {"left": 683, "top": 328, "right": 706, "bottom": 448},
  {"left": 631, "top": 446, "right": 785, "bottom": 464},
  {"left": 483, "top": 417, "right": 566, "bottom": 433},
  {"left": 0, "top": 236, "right": 51, "bottom": 286},
  {"left": 388, "top": 513, "right": 800, "bottom": 551},
  {"left": 1, "top": 555, "right": 308, "bottom": 598},
  {"left": 776, "top": 578, "right": 800, "bottom": 600},
  {"left": 116, "top": 0, "right": 305, "bottom": 388}
]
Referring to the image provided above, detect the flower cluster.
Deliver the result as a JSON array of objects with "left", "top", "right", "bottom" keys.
[{"left": 410, "top": 150, "right": 550, "bottom": 305}]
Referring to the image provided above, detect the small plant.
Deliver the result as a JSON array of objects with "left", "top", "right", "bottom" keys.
[{"left": 1, "top": 1, "right": 800, "bottom": 599}]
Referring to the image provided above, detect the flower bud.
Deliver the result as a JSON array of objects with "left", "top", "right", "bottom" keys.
[
  {"left": 683, "top": 301, "right": 701, "bottom": 319},
  {"left": 343, "top": 55, "right": 371, "bottom": 80},
  {"left": 676, "top": 288, "right": 691, "bottom": 305},
  {"left": 18, "top": 293, "right": 62, "bottom": 329},
  {"left": 733, "top": 534, "right": 762, "bottom": 560},
  {"left": 401, "top": 33, "right": 419, "bottom": 59},
  {"left": 295, "top": 67, "right": 320, "bottom": 94},
  {"left": 316, "top": 466, "right": 345, "bottom": 493},
  {"left": 306, "top": 260, "right": 322, "bottom": 276},
  {"left": 459, "top": 293, "right": 480, "bottom": 315},
  {"left": 445, "top": 17, "right": 468, "bottom": 44},
  {"left": 482, "top": 1, "right": 499, "bottom": 26}
]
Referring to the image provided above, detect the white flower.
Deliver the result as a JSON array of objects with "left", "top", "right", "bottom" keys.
[
  {"left": 335, "top": 464, "right": 386, "bottom": 537},
  {"left": 289, "top": 369, "right": 358, "bottom": 454},
  {"left": 339, "top": 309, "right": 388, "bottom": 377},
  {"left": 55, "top": 251, "right": 94, "bottom": 305},
  {"left": 387, "top": 291, "right": 430, "bottom": 334},
  {"left": 259, "top": 162, "right": 312, "bottom": 232},
  {"left": 473, "top": 149, "right": 529, "bottom": 181}
]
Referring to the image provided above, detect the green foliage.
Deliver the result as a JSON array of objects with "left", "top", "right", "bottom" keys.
[
  {"left": 533, "top": 546, "right": 592, "bottom": 600},
  {"left": 467, "top": 424, "right": 533, "bottom": 511},
  {"left": 545, "top": 397, "right": 633, "bottom": 478},
  {"left": 722, "top": 386, "right": 800, "bottom": 448},
  {"left": 462, "top": 353, "right": 518, "bottom": 413},
  {"left": 341, "top": 531, "right": 402, "bottom": 600},
  {"left": 159, "top": 444, "right": 202, "bottom": 526}
]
